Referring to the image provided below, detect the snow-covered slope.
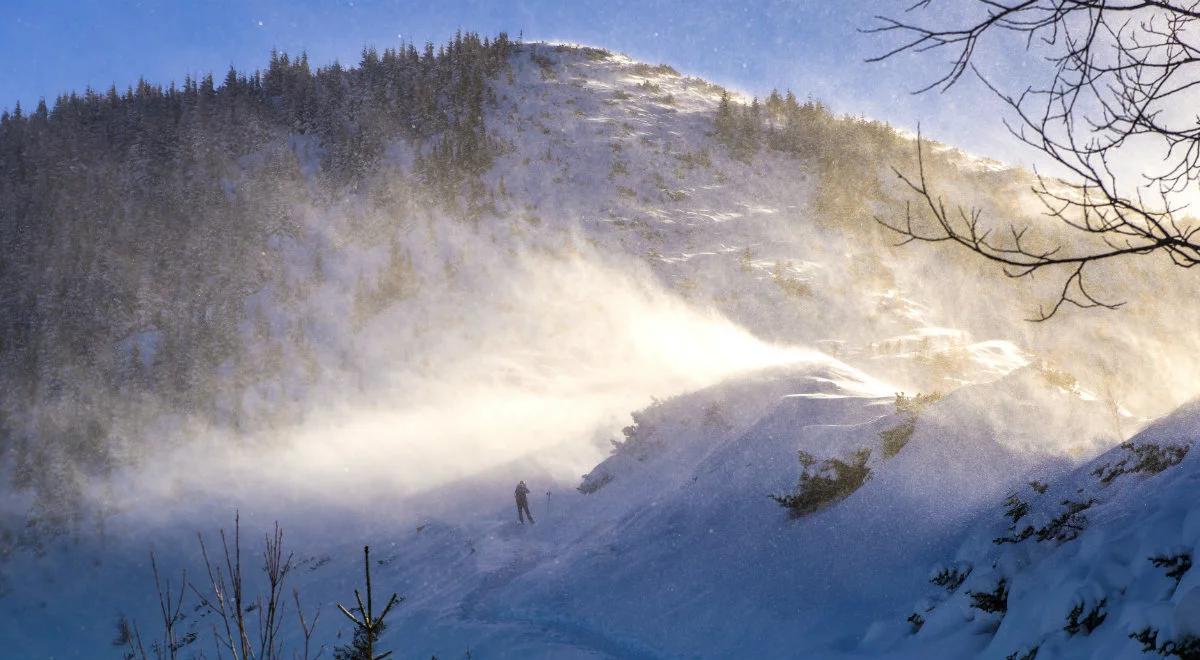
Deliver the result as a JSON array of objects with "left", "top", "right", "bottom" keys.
[
  {"left": 0, "top": 358, "right": 1122, "bottom": 658},
  {"left": 867, "top": 401, "right": 1200, "bottom": 660}
]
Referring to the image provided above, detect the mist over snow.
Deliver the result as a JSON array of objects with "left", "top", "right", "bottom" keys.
[{"left": 120, "top": 243, "right": 832, "bottom": 522}]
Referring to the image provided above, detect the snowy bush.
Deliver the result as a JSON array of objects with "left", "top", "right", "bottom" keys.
[
  {"left": 1131, "top": 627, "right": 1160, "bottom": 653},
  {"left": 968, "top": 578, "right": 1009, "bottom": 615},
  {"left": 1129, "top": 627, "right": 1200, "bottom": 659},
  {"left": 628, "top": 62, "right": 680, "bottom": 77},
  {"left": 997, "top": 482, "right": 1046, "bottom": 535},
  {"left": 1003, "top": 493, "right": 1030, "bottom": 525},
  {"left": 893, "top": 391, "right": 944, "bottom": 416},
  {"left": 994, "top": 526, "right": 1035, "bottom": 545},
  {"left": 770, "top": 262, "right": 812, "bottom": 300},
  {"left": 929, "top": 563, "right": 972, "bottom": 592},
  {"left": 702, "top": 401, "right": 731, "bottom": 433},
  {"left": 1063, "top": 597, "right": 1108, "bottom": 636},
  {"left": 1036, "top": 498, "right": 1095, "bottom": 543},
  {"left": 1166, "top": 638, "right": 1200, "bottom": 659},
  {"left": 738, "top": 247, "right": 757, "bottom": 272},
  {"left": 1036, "top": 362, "right": 1078, "bottom": 391},
  {"left": 574, "top": 46, "right": 612, "bottom": 61},
  {"left": 674, "top": 149, "right": 712, "bottom": 169},
  {"left": 531, "top": 51, "right": 557, "bottom": 79},
  {"left": 577, "top": 469, "right": 614, "bottom": 495},
  {"left": 995, "top": 497, "right": 1094, "bottom": 545},
  {"left": 879, "top": 392, "right": 942, "bottom": 459},
  {"left": 879, "top": 418, "right": 917, "bottom": 460},
  {"left": 578, "top": 396, "right": 674, "bottom": 494},
  {"left": 609, "top": 402, "right": 665, "bottom": 461},
  {"left": 1092, "top": 442, "right": 1190, "bottom": 485},
  {"left": 1150, "top": 553, "right": 1193, "bottom": 586},
  {"left": 771, "top": 448, "right": 871, "bottom": 517}
]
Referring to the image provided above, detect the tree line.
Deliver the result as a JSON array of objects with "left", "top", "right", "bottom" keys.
[{"left": 0, "top": 32, "right": 512, "bottom": 540}]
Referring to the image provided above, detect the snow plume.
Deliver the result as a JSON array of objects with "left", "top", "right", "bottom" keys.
[
  {"left": 866, "top": 157, "right": 1200, "bottom": 422},
  {"left": 110, "top": 211, "right": 827, "bottom": 524}
]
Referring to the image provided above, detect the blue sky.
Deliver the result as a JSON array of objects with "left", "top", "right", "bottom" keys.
[{"left": 0, "top": 0, "right": 1035, "bottom": 163}]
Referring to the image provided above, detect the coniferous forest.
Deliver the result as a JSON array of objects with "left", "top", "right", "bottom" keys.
[{"left": 0, "top": 32, "right": 510, "bottom": 535}]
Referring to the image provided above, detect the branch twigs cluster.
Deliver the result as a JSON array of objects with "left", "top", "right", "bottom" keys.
[
  {"left": 122, "top": 513, "right": 328, "bottom": 660},
  {"left": 866, "top": 1, "right": 1200, "bottom": 318}
]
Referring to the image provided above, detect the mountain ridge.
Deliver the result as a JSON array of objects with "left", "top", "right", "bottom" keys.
[{"left": 0, "top": 37, "right": 1198, "bottom": 658}]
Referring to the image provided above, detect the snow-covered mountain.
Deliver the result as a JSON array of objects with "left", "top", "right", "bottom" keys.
[{"left": 2, "top": 40, "right": 1198, "bottom": 659}]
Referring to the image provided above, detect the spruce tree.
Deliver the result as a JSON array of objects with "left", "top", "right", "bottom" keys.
[
  {"left": 333, "top": 546, "right": 402, "bottom": 660},
  {"left": 715, "top": 90, "right": 734, "bottom": 146}
]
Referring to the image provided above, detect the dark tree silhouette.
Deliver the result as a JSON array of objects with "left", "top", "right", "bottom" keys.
[
  {"left": 866, "top": 1, "right": 1200, "bottom": 319},
  {"left": 334, "top": 546, "right": 402, "bottom": 660}
]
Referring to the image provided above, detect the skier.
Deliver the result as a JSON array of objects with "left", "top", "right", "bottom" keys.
[{"left": 515, "top": 480, "right": 535, "bottom": 524}]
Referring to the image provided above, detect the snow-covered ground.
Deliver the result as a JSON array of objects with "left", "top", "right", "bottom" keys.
[
  {"left": 3, "top": 43, "right": 1198, "bottom": 659},
  {"left": 868, "top": 401, "right": 1200, "bottom": 660}
]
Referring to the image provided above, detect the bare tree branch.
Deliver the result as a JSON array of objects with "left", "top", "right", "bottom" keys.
[{"left": 867, "top": 0, "right": 1200, "bottom": 317}]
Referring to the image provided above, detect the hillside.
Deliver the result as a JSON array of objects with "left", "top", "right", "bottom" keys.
[
  {"left": 866, "top": 402, "right": 1200, "bottom": 660},
  {"left": 0, "top": 38, "right": 1197, "bottom": 658}
]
